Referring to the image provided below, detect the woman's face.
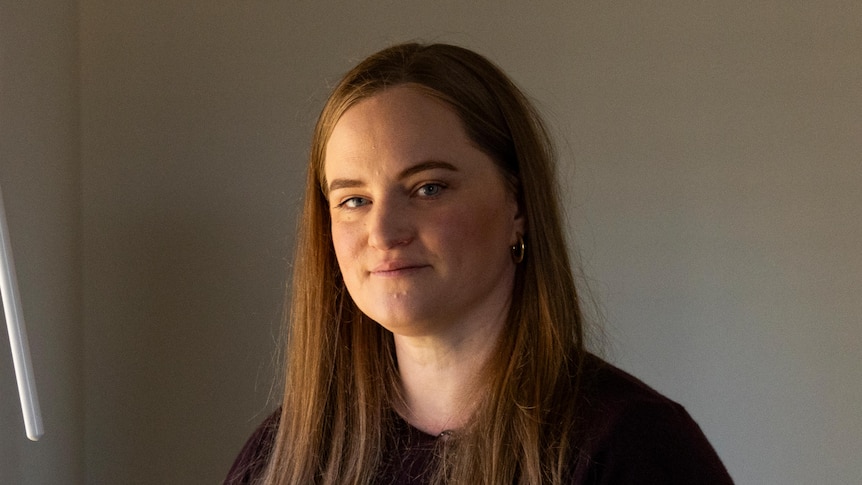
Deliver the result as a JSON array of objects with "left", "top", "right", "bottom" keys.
[{"left": 324, "top": 85, "right": 523, "bottom": 340}]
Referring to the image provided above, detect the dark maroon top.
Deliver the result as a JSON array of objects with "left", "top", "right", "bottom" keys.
[{"left": 224, "top": 358, "right": 733, "bottom": 484}]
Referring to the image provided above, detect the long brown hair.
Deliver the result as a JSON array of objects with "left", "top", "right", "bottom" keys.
[{"left": 264, "top": 42, "right": 586, "bottom": 484}]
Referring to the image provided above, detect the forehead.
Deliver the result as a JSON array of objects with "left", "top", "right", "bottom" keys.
[{"left": 324, "top": 85, "right": 471, "bottom": 169}]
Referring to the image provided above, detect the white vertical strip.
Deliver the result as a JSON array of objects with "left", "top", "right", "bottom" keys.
[{"left": 0, "top": 183, "right": 44, "bottom": 441}]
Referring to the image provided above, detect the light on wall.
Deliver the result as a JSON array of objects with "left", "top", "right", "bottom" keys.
[{"left": 0, "top": 183, "right": 44, "bottom": 441}]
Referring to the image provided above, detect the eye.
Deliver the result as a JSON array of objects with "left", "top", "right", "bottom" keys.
[
  {"left": 337, "top": 196, "right": 370, "bottom": 209},
  {"left": 416, "top": 183, "right": 445, "bottom": 198}
]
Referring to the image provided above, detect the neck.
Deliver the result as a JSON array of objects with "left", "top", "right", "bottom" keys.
[{"left": 393, "top": 318, "right": 505, "bottom": 436}]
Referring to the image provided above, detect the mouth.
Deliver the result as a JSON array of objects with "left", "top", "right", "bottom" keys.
[{"left": 370, "top": 262, "right": 430, "bottom": 276}]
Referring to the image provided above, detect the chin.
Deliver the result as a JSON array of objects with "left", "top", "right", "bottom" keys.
[{"left": 365, "top": 310, "right": 433, "bottom": 336}]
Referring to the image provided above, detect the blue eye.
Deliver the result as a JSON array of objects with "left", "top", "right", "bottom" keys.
[
  {"left": 417, "top": 183, "right": 444, "bottom": 197},
  {"left": 338, "top": 197, "right": 369, "bottom": 209}
]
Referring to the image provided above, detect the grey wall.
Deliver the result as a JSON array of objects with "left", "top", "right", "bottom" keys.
[
  {"left": 2, "top": 1, "right": 860, "bottom": 484},
  {"left": 0, "top": 1, "right": 83, "bottom": 484}
]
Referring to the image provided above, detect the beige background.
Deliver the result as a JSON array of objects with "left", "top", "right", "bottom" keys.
[{"left": 2, "top": 1, "right": 860, "bottom": 483}]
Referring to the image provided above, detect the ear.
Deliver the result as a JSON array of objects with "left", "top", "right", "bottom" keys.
[{"left": 509, "top": 195, "right": 526, "bottom": 243}]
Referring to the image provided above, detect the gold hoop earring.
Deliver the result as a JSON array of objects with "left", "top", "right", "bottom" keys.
[{"left": 511, "top": 233, "right": 525, "bottom": 264}]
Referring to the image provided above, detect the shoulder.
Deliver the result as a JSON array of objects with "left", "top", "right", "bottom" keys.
[
  {"left": 570, "top": 357, "right": 734, "bottom": 484},
  {"left": 223, "top": 408, "right": 281, "bottom": 485}
]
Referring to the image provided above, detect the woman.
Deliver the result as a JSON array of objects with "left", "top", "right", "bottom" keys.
[{"left": 226, "top": 42, "right": 733, "bottom": 484}]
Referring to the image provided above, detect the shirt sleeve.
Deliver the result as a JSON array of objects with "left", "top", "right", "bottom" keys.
[{"left": 584, "top": 399, "right": 734, "bottom": 485}]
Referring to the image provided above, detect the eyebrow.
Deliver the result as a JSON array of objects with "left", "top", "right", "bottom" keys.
[{"left": 327, "top": 160, "right": 459, "bottom": 193}]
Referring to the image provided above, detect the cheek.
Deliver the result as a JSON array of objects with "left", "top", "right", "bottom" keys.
[
  {"left": 431, "top": 204, "right": 510, "bottom": 256},
  {"left": 330, "top": 223, "right": 358, "bottom": 271}
]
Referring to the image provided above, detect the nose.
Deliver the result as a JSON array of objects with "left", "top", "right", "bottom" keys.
[{"left": 366, "top": 197, "right": 413, "bottom": 250}]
